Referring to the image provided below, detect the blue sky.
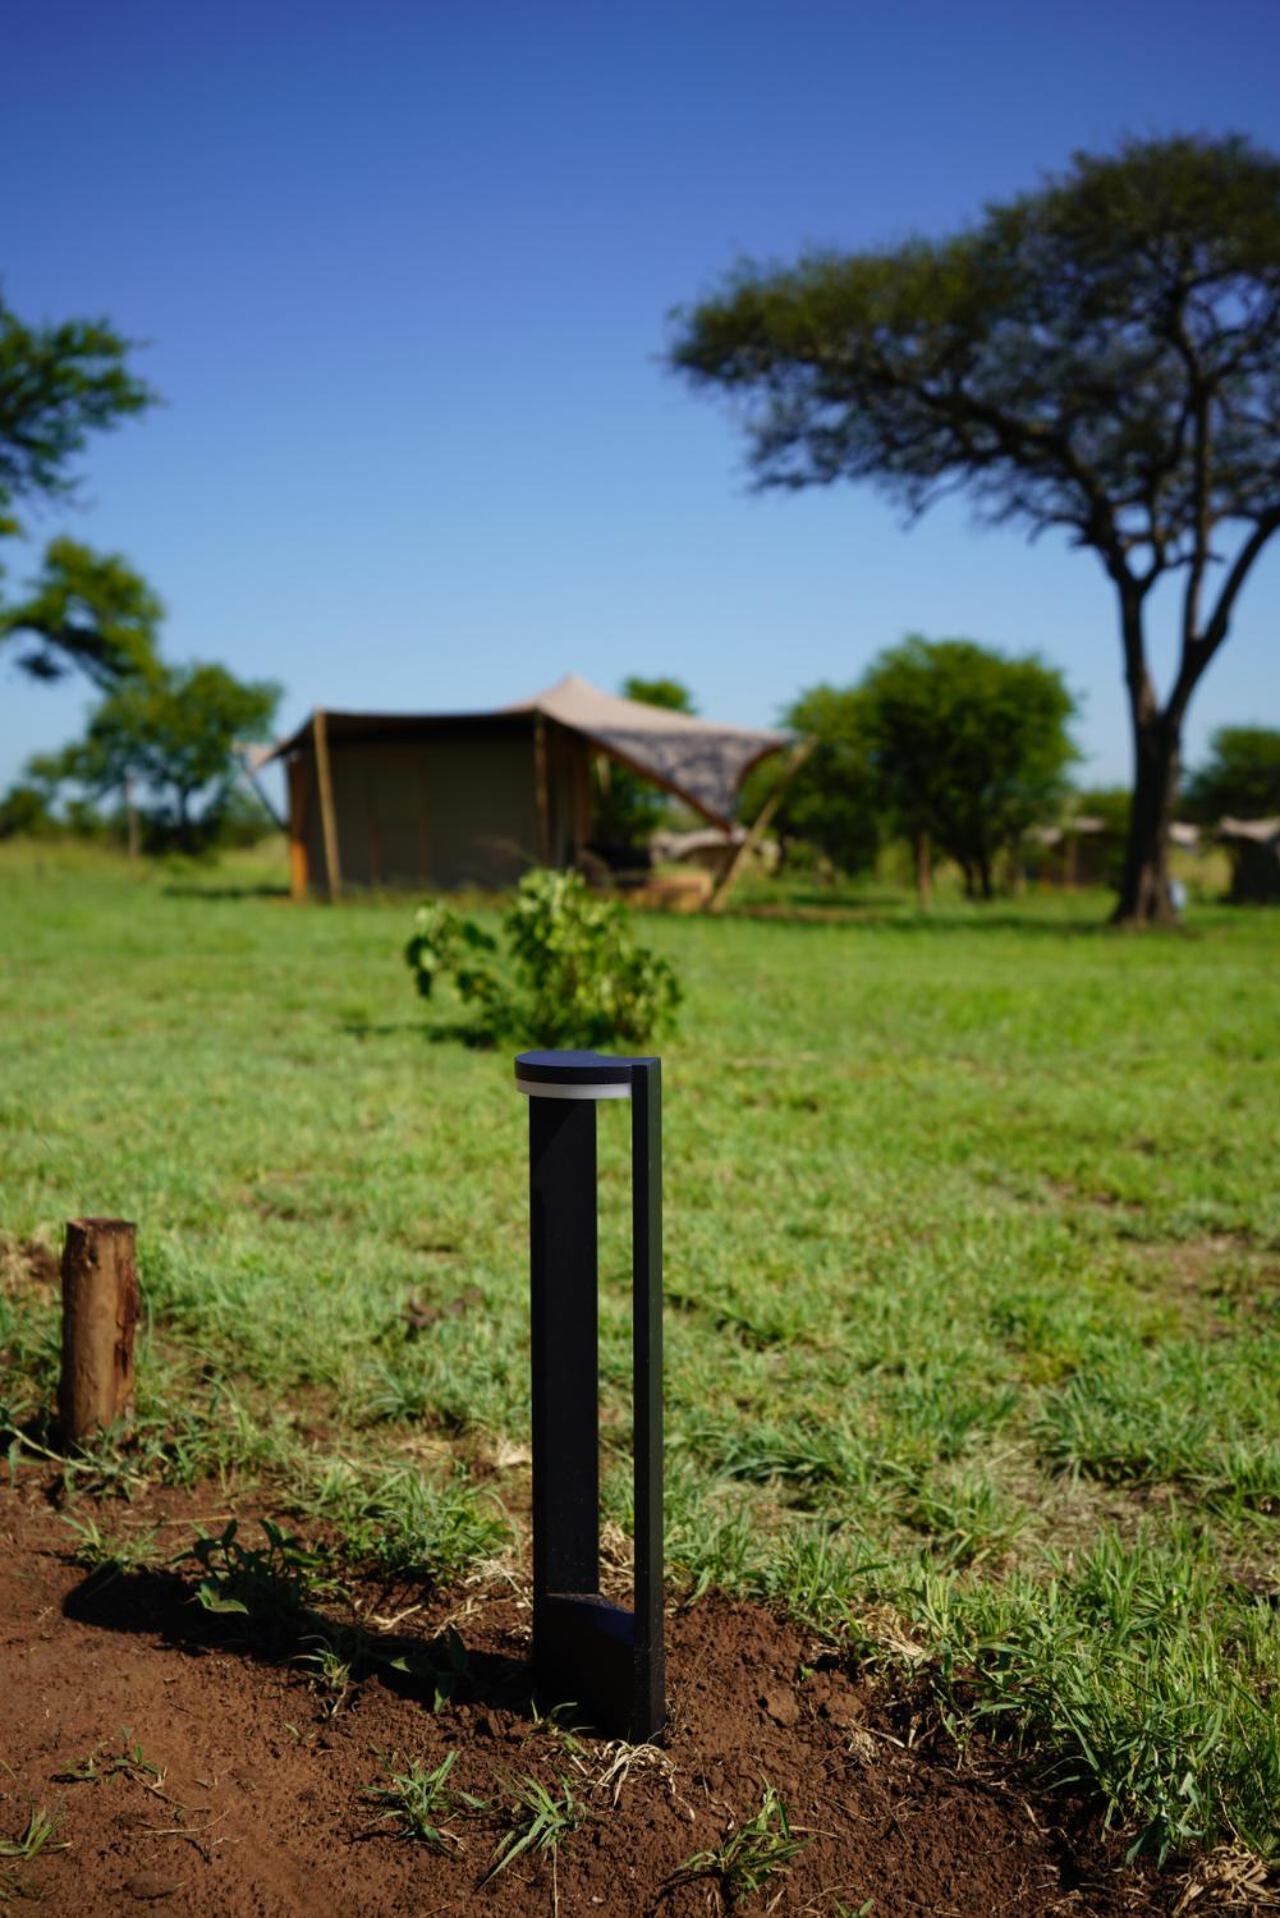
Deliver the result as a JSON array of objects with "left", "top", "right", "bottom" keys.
[{"left": 3, "top": 0, "right": 1277, "bottom": 797}]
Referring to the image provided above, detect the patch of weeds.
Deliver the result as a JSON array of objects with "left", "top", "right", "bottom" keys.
[
  {"left": 483, "top": 1774, "right": 588, "bottom": 1885},
  {"left": 296, "top": 1636, "right": 353, "bottom": 1719},
  {"left": 362, "top": 1749, "right": 481, "bottom": 1848},
  {"left": 293, "top": 1460, "right": 510, "bottom": 1586},
  {"left": 382, "top": 1623, "right": 472, "bottom": 1712},
  {"left": 0, "top": 1807, "right": 68, "bottom": 1862},
  {"left": 53, "top": 1728, "right": 162, "bottom": 1788},
  {"left": 907, "top": 1527, "right": 1280, "bottom": 1864},
  {"left": 898, "top": 1470, "right": 1032, "bottom": 1569},
  {"left": 186, "top": 1518, "right": 336, "bottom": 1625},
  {"left": 671, "top": 1785, "right": 807, "bottom": 1909},
  {"left": 63, "top": 1513, "right": 163, "bottom": 1582}
]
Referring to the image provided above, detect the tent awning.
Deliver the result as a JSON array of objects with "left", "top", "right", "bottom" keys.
[
  {"left": 266, "top": 675, "right": 791, "bottom": 827},
  {"left": 507, "top": 675, "right": 789, "bottom": 826}
]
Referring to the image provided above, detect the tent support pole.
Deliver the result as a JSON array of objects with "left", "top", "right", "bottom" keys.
[
  {"left": 706, "top": 739, "right": 814, "bottom": 916},
  {"left": 313, "top": 709, "right": 342, "bottom": 903},
  {"left": 534, "top": 714, "right": 551, "bottom": 865},
  {"left": 287, "top": 754, "right": 310, "bottom": 902}
]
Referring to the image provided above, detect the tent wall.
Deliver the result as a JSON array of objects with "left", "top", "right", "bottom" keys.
[
  {"left": 1229, "top": 839, "right": 1280, "bottom": 903},
  {"left": 288, "top": 719, "right": 589, "bottom": 894}
]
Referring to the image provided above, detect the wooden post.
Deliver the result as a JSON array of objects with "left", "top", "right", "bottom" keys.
[
  {"left": 287, "top": 753, "right": 310, "bottom": 902},
  {"left": 313, "top": 709, "right": 342, "bottom": 902},
  {"left": 707, "top": 739, "right": 815, "bottom": 915},
  {"left": 58, "top": 1218, "right": 140, "bottom": 1446}
]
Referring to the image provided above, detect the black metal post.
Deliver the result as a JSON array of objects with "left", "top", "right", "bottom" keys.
[{"left": 517, "top": 1049, "right": 665, "bottom": 1743}]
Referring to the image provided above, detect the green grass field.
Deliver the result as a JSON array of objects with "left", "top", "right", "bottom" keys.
[{"left": 3, "top": 842, "right": 1279, "bottom": 1870}]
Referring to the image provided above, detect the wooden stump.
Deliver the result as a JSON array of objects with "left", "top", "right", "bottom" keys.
[{"left": 58, "top": 1218, "right": 140, "bottom": 1447}]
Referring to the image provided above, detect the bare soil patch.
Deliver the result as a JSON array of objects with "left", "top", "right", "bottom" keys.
[{"left": 1, "top": 1482, "right": 1182, "bottom": 1916}]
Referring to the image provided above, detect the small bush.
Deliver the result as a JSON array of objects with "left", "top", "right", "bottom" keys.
[{"left": 405, "top": 868, "right": 682, "bottom": 1049}]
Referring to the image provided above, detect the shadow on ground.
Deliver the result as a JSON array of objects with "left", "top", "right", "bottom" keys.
[{"left": 61, "top": 1559, "right": 540, "bottom": 1722}]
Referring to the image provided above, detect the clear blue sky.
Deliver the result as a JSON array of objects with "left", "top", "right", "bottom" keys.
[{"left": 3, "top": 0, "right": 1277, "bottom": 797}]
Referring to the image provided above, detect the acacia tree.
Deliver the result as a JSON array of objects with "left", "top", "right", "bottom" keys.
[
  {"left": 45, "top": 662, "right": 280, "bottom": 849},
  {"left": 859, "top": 637, "right": 1076, "bottom": 900},
  {"left": 1183, "top": 725, "right": 1280, "bottom": 822},
  {"left": 0, "top": 294, "right": 159, "bottom": 683},
  {"left": 670, "top": 135, "right": 1280, "bottom": 924}
]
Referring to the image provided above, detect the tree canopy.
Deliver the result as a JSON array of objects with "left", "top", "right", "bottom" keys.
[
  {"left": 764, "top": 638, "right": 1075, "bottom": 896},
  {"left": 1184, "top": 726, "right": 1280, "bottom": 823},
  {"left": 859, "top": 638, "right": 1076, "bottom": 897},
  {"left": 742, "top": 683, "right": 880, "bottom": 876},
  {"left": 0, "top": 292, "right": 160, "bottom": 685},
  {"left": 670, "top": 134, "right": 1280, "bottom": 922},
  {"left": 0, "top": 537, "right": 162, "bottom": 687},
  {"left": 43, "top": 662, "right": 280, "bottom": 849}
]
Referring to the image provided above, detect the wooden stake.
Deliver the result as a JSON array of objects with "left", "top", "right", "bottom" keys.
[
  {"left": 707, "top": 738, "right": 815, "bottom": 915},
  {"left": 313, "top": 708, "right": 342, "bottom": 902},
  {"left": 58, "top": 1218, "right": 140, "bottom": 1446}
]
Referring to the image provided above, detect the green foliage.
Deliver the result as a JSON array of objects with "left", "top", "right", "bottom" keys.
[
  {"left": 484, "top": 1775, "right": 587, "bottom": 1882},
  {"left": 0, "top": 781, "right": 55, "bottom": 841},
  {"left": 41, "top": 659, "right": 279, "bottom": 849},
  {"left": 671, "top": 133, "right": 1280, "bottom": 922},
  {"left": 1184, "top": 727, "right": 1280, "bottom": 823},
  {"left": 292, "top": 1462, "right": 510, "bottom": 1584},
  {"left": 0, "top": 538, "right": 161, "bottom": 689},
  {"left": 0, "top": 297, "right": 154, "bottom": 531},
  {"left": 406, "top": 867, "right": 682, "bottom": 1048},
  {"left": 675, "top": 1786, "right": 806, "bottom": 1903},
  {"left": 0, "top": 293, "right": 160, "bottom": 688},
  {"left": 186, "top": 1518, "right": 333, "bottom": 1624},
  {"left": 363, "top": 1750, "right": 480, "bottom": 1848},
  {"left": 741, "top": 683, "right": 879, "bottom": 875},
  {"left": 591, "top": 675, "right": 697, "bottom": 859},
  {"left": 0, "top": 1808, "right": 67, "bottom": 1863},
  {"left": 859, "top": 637, "right": 1077, "bottom": 894},
  {"left": 752, "top": 641, "right": 1075, "bottom": 890}
]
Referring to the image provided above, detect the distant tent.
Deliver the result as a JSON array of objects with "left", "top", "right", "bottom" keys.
[
  {"left": 1219, "top": 817, "right": 1280, "bottom": 903},
  {"left": 265, "top": 674, "right": 790, "bottom": 899}
]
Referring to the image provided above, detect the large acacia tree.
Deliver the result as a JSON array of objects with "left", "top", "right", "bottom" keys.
[{"left": 670, "top": 135, "right": 1280, "bottom": 924}]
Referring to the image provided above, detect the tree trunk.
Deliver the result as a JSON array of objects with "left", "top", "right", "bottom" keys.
[
  {"left": 1113, "top": 716, "right": 1181, "bottom": 926},
  {"left": 914, "top": 830, "right": 932, "bottom": 909},
  {"left": 124, "top": 775, "right": 140, "bottom": 862},
  {"left": 978, "top": 849, "right": 994, "bottom": 901}
]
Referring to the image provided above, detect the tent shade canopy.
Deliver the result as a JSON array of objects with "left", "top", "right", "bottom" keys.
[
  {"left": 504, "top": 675, "right": 789, "bottom": 827},
  {"left": 266, "top": 674, "right": 790, "bottom": 898}
]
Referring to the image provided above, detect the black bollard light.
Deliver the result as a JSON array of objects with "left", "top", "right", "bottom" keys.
[{"left": 515, "top": 1048, "right": 665, "bottom": 1743}]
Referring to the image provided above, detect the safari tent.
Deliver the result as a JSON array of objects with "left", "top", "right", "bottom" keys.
[
  {"left": 266, "top": 674, "right": 790, "bottom": 900},
  {"left": 1219, "top": 816, "right": 1280, "bottom": 903}
]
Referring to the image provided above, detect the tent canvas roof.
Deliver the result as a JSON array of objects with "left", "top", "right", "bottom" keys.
[{"left": 268, "top": 674, "right": 790, "bottom": 827}]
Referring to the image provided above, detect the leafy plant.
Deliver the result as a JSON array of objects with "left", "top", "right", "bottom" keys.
[
  {"left": 185, "top": 1518, "right": 333, "bottom": 1625},
  {"left": 673, "top": 1786, "right": 807, "bottom": 1907},
  {"left": 64, "top": 1513, "right": 162, "bottom": 1582},
  {"left": 483, "top": 1774, "right": 588, "bottom": 1882},
  {"left": 0, "top": 1808, "right": 67, "bottom": 1862},
  {"left": 362, "top": 1749, "right": 480, "bottom": 1847},
  {"left": 406, "top": 867, "right": 682, "bottom": 1048}
]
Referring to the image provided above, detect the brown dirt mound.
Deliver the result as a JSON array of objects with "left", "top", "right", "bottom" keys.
[{"left": 0, "top": 1482, "right": 1175, "bottom": 1916}]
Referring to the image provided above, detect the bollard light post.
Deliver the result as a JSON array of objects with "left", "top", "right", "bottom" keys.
[{"left": 515, "top": 1049, "right": 665, "bottom": 1743}]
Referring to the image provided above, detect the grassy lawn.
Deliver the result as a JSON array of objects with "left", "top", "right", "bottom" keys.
[{"left": 2, "top": 842, "right": 1279, "bottom": 1871}]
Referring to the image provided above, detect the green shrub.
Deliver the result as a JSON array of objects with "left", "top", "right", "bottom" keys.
[{"left": 405, "top": 868, "right": 682, "bottom": 1049}]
